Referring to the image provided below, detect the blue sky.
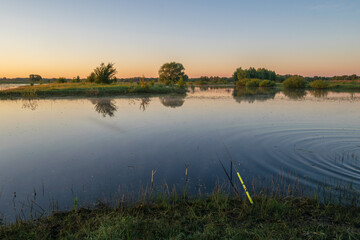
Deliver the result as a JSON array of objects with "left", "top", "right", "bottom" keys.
[{"left": 0, "top": 0, "right": 359, "bottom": 78}]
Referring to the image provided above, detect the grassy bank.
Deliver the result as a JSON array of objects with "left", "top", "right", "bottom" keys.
[
  {"left": 1, "top": 191, "right": 359, "bottom": 239},
  {"left": 0, "top": 83, "right": 186, "bottom": 98},
  {"left": 329, "top": 81, "right": 360, "bottom": 91}
]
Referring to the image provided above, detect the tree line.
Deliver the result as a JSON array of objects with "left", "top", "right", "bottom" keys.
[{"left": 3, "top": 63, "right": 359, "bottom": 85}]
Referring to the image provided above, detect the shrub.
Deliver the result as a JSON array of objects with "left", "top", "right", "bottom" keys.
[
  {"left": 72, "top": 76, "right": 81, "bottom": 83},
  {"left": 139, "top": 76, "right": 150, "bottom": 89},
  {"left": 282, "top": 76, "right": 306, "bottom": 88},
  {"left": 87, "top": 73, "right": 96, "bottom": 83},
  {"left": 245, "top": 79, "right": 261, "bottom": 88},
  {"left": 93, "top": 63, "right": 117, "bottom": 84},
  {"left": 309, "top": 80, "right": 330, "bottom": 89},
  {"left": 259, "top": 80, "right": 276, "bottom": 87},
  {"left": 56, "top": 77, "right": 67, "bottom": 83},
  {"left": 235, "top": 78, "right": 249, "bottom": 87},
  {"left": 177, "top": 76, "right": 186, "bottom": 88}
]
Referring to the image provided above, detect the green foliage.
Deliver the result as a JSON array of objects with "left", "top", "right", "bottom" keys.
[
  {"left": 29, "top": 74, "right": 42, "bottom": 85},
  {"left": 158, "top": 62, "right": 188, "bottom": 85},
  {"left": 245, "top": 79, "right": 261, "bottom": 88},
  {"left": 139, "top": 76, "right": 150, "bottom": 89},
  {"left": 282, "top": 76, "right": 307, "bottom": 88},
  {"left": 309, "top": 79, "right": 330, "bottom": 89},
  {"left": 332, "top": 74, "right": 359, "bottom": 81},
  {"left": 56, "top": 77, "right": 67, "bottom": 83},
  {"left": 0, "top": 83, "right": 187, "bottom": 98},
  {"left": 29, "top": 74, "right": 42, "bottom": 82},
  {"left": 87, "top": 72, "right": 96, "bottom": 83},
  {"left": 235, "top": 78, "right": 248, "bottom": 87},
  {"left": 92, "top": 63, "right": 117, "bottom": 84},
  {"left": 72, "top": 76, "right": 81, "bottom": 83},
  {"left": 233, "top": 67, "right": 276, "bottom": 82},
  {"left": 259, "top": 80, "right": 276, "bottom": 87},
  {"left": 2, "top": 193, "right": 359, "bottom": 239},
  {"left": 235, "top": 78, "right": 272, "bottom": 88},
  {"left": 177, "top": 76, "right": 186, "bottom": 88},
  {"left": 198, "top": 76, "right": 209, "bottom": 85}
]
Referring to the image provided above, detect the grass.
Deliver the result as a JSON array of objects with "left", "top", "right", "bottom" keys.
[
  {"left": 1, "top": 184, "right": 359, "bottom": 240},
  {"left": 0, "top": 82, "right": 186, "bottom": 98},
  {"left": 329, "top": 80, "right": 360, "bottom": 91}
]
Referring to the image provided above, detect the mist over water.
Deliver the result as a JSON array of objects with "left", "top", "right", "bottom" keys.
[{"left": 1, "top": 87, "right": 360, "bottom": 221}]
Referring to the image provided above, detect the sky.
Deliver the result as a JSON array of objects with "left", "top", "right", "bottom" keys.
[{"left": 0, "top": 0, "right": 359, "bottom": 78}]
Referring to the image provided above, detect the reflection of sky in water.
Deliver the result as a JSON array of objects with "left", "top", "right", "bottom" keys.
[
  {"left": 0, "top": 88, "right": 360, "bottom": 220},
  {"left": 0, "top": 84, "right": 27, "bottom": 90}
]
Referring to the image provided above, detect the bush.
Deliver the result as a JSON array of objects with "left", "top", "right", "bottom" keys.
[
  {"left": 72, "top": 76, "right": 81, "bottom": 83},
  {"left": 309, "top": 80, "right": 330, "bottom": 89},
  {"left": 177, "top": 76, "right": 186, "bottom": 88},
  {"left": 245, "top": 79, "right": 261, "bottom": 88},
  {"left": 139, "top": 76, "right": 150, "bottom": 89},
  {"left": 259, "top": 80, "right": 276, "bottom": 87},
  {"left": 56, "top": 77, "right": 67, "bottom": 83},
  {"left": 87, "top": 73, "right": 96, "bottom": 83},
  {"left": 235, "top": 78, "right": 249, "bottom": 87},
  {"left": 282, "top": 76, "right": 306, "bottom": 88}
]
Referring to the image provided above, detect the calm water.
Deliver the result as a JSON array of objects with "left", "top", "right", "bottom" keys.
[
  {"left": 1, "top": 87, "right": 360, "bottom": 220},
  {"left": 0, "top": 83, "right": 27, "bottom": 90}
]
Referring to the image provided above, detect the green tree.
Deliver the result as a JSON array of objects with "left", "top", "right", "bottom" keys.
[
  {"left": 29, "top": 74, "right": 42, "bottom": 85},
  {"left": 158, "top": 62, "right": 188, "bottom": 85},
  {"left": 233, "top": 68, "right": 246, "bottom": 82},
  {"left": 87, "top": 72, "right": 96, "bottom": 83},
  {"left": 233, "top": 67, "right": 276, "bottom": 82},
  {"left": 72, "top": 76, "right": 81, "bottom": 83},
  {"left": 89, "top": 63, "right": 117, "bottom": 84}
]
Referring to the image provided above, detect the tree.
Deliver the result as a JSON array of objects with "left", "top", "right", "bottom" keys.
[
  {"left": 158, "top": 62, "right": 188, "bottom": 85},
  {"left": 72, "top": 76, "right": 81, "bottom": 83},
  {"left": 233, "top": 67, "right": 277, "bottom": 82},
  {"left": 89, "top": 63, "right": 117, "bottom": 84},
  {"left": 29, "top": 74, "right": 42, "bottom": 85},
  {"left": 87, "top": 72, "right": 96, "bottom": 83}
]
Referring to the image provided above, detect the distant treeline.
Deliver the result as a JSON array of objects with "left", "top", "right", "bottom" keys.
[
  {"left": 1, "top": 74, "right": 359, "bottom": 84},
  {"left": 233, "top": 67, "right": 277, "bottom": 81}
]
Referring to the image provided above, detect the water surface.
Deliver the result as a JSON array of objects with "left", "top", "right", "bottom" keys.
[{"left": 1, "top": 88, "right": 360, "bottom": 220}]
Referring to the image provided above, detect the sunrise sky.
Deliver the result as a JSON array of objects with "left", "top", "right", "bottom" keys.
[{"left": 0, "top": 0, "right": 359, "bottom": 78}]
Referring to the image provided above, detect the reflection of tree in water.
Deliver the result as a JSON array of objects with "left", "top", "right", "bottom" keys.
[
  {"left": 160, "top": 96, "right": 185, "bottom": 108},
  {"left": 282, "top": 88, "right": 307, "bottom": 100},
  {"left": 233, "top": 87, "right": 278, "bottom": 103},
  {"left": 139, "top": 97, "right": 151, "bottom": 111},
  {"left": 22, "top": 100, "right": 38, "bottom": 110},
  {"left": 309, "top": 89, "right": 329, "bottom": 98},
  {"left": 91, "top": 98, "right": 117, "bottom": 117}
]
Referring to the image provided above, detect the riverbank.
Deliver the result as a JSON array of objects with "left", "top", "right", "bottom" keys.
[
  {"left": 0, "top": 83, "right": 186, "bottom": 98},
  {"left": 1, "top": 192, "right": 359, "bottom": 240}
]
